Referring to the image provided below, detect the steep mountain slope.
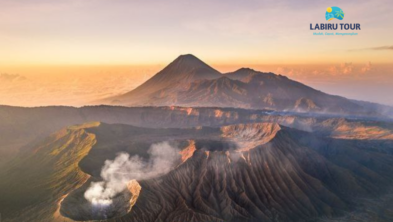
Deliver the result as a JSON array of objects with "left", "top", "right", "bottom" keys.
[
  {"left": 0, "top": 122, "right": 99, "bottom": 222},
  {"left": 57, "top": 123, "right": 393, "bottom": 222},
  {"left": 1, "top": 121, "right": 393, "bottom": 222},
  {"left": 102, "top": 54, "right": 221, "bottom": 105},
  {"left": 177, "top": 77, "right": 250, "bottom": 107},
  {"left": 99, "top": 55, "right": 390, "bottom": 116}
]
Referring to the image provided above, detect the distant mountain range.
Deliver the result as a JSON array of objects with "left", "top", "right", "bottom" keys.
[{"left": 99, "top": 54, "right": 392, "bottom": 117}]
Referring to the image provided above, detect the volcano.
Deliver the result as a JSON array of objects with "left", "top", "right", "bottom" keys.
[
  {"left": 102, "top": 54, "right": 221, "bottom": 106},
  {"left": 1, "top": 105, "right": 393, "bottom": 222},
  {"left": 99, "top": 55, "right": 391, "bottom": 117}
]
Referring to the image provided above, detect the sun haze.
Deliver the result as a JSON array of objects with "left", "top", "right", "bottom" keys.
[{"left": 1, "top": 0, "right": 392, "bottom": 106}]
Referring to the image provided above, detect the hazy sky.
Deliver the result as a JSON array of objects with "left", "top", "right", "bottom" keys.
[
  {"left": 0, "top": 0, "right": 392, "bottom": 107},
  {"left": 1, "top": 0, "right": 392, "bottom": 65}
]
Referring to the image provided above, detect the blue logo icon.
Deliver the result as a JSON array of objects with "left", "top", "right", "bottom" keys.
[{"left": 326, "top": 6, "right": 344, "bottom": 21}]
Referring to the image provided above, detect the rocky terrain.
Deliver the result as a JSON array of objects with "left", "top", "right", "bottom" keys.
[
  {"left": 1, "top": 105, "right": 392, "bottom": 165},
  {"left": 1, "top": 117, "right": 393, "bottom": 222},
  {"left": 122, "top": 124, "right": 393, "bottom": 222}
]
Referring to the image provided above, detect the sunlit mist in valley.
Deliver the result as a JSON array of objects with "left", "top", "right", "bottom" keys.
[
  {"left": 0, "top": 65, "right": 160, "bottom": 107},
  {"left": 1, "top": 63, "right": 393, "bottom": 107}
]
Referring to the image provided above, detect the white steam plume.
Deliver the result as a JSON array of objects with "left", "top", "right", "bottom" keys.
[{"left": 84, "top": 141, "right": 179, "bottom": 205}]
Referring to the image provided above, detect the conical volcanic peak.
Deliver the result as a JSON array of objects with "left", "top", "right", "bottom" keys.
[
  {"left": 173, "top": 54, "right": 209, "bottom": 66},
  {"left": 104, "top": 54, "right": 222, "bottom": 105},
  {"left": 159, "top": 54, "right": 221, "bottom": 82},
  {"left": 135, "top": 54, "right": 221, "bottom": 90}
]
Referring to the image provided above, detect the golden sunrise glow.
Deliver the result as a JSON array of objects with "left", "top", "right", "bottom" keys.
[
  {"left": 0, "top": 0, "right": 392, "bottom": 107},
  {"left": 1, "top": 0, "right": 392, "bottom": 66}
]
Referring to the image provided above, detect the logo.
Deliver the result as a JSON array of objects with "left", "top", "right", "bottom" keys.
[
  {"left": 310, "top": 6, "right": 360, "bottom": 35},
  {"left": 326, "top": 6, "right": 344, "bottom": 21}
]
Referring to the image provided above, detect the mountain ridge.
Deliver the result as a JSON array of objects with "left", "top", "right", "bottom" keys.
[
  {"left": 98, "top": 54, "right": 390, "bottom": 117},
  {"left": 1, "top": 106, "right": 393, "bottom": 221},
  {"left": 58, "top": 122, "right": 393, "bottom": 222}
]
